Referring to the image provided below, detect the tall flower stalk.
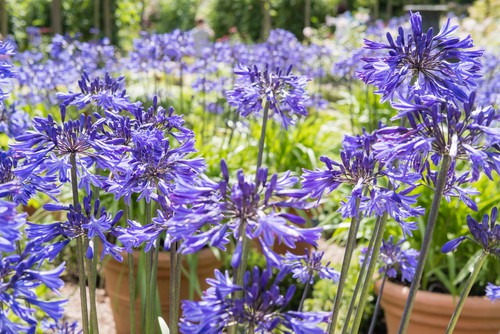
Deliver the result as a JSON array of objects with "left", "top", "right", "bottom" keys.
[{"left": 70, "top": 153, "right": 89, "bottom": 334}]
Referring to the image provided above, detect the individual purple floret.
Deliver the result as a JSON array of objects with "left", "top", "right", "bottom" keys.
[
  {"left": 226, "top": 64, "right": 310, "bottom": 129},
  {"left": 441, "top": 207, "right": 500, "bottom": 256},
  {"left": 168, "top": 159, "right": 322, "bottom": 268},
  {"left": 359, "top": 11, "right": 482, "bottom": 102},
  {"left": 362, "top": 236, "right": 419, "bottom": 283},
  {"left": 486, "top": 283, "right": 500, "bottom": 301},
  {"left": 282, "top": 249, "right": 339, "bottom": 284},
  {"left": 180, "top": 267, "right": 327, "bottom": 334}
]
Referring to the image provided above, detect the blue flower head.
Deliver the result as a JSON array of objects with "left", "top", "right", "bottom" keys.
[
  {"left": 180, "top": 267, "right": 327, "bottom": 334},
  {"left": 282, "top": 249, "right": 339, "bottom": 284},
  {"left": 226, "top": 64, "right": 310, "bottom": 129},
  {"left": 359, "top": 11, "right": 482, "bottom": 102}
]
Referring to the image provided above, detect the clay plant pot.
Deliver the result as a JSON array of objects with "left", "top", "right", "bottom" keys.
[
  {"left": 103, "top": 248, "right": 221, "bottom": 334},
  {"left": 375, "top": 279, "right": 500, "bottom": 334}
]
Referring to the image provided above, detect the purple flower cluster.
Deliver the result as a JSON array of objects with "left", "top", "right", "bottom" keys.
[
  {"left": 282, "top": 249, "right": 339, "bottom": 284},
  {"left": 302, "top": 129, "right": 424, "bottom": 236},
  {"left": 361, "top": 236, "right": 419, "bottom": 283},
  {"left": 180, "top": 267, "right": 327, "bottom": 334},
  {"left": 359, "top": 11, "right": 482, "bottom": 102},
  {"left": 167, "top": 159, "right": 321, "bottom": 267},
  {"left": 226, "top": 64, "right": 310, "bottom": 129}
]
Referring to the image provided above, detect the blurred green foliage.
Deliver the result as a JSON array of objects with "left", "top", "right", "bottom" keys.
[{"left": 207, "top": 0, "right": 340, "bottom": 41}]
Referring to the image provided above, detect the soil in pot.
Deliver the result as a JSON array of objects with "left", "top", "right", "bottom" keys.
[
  {"left": 375, "top": 279, "right": 500, "bottom": 334},
  {"left": 103, "top": 247, "right": 221, "bottom": 334}
]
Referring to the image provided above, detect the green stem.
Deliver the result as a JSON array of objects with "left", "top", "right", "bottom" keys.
[
  {"left": 298, "top": 273, "right": 313, "bottom": 312},
  {"left": 70, "top": 153, "right": 90, "bottom": 334},
  {"left": 327, "top": 197, "right": 363, "bottom": 334},
  {"left": 169, "top": 241, "right": 181, "bottom": 334},
  {"left": 123, "top": 203, "right": 136, "bottom": 334},
  {"left": 368, "top": 271, "right": 387, "bottom": 334},
  {"left": 446, "top": 251, "right": 489, "bottom": 334},
  {"left": 341, "top": 214, "right": 378, "bottom": 333},
  {"left": 233, "top": 223, "right": 251, "bottom": 291},
  {"left": 398, "top": 154, "right": 451, "bottom": 333},
  {"left": 256, "top": 102, "right": 270, "bottom": 170},
  {"left": 179, "top": 63, "right": 183, "bottom": 114},
  {"left": 128, "top": 252, "right": 136, "bottom": 334},
  {"left": 174, "top": 250, "right": 183, "bottom": 333},
  {"left": 87, "top": 237, "right": 99, "bottom": 334},
  {"left": 144, "top": 201, "right": 153, "bottom": 334},
  {"left": 351, "top": 213, "right": 388, "bottom": 333},
  {"left": 150, "top": 238, "right": 160, "bottom": 334}
]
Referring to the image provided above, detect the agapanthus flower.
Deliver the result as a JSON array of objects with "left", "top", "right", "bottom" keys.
[
  {"left": 180, "top": 267, "right": 327, "bottom": 334},
  {"left": 441, "top": 207, "right": 500, "bottom": 256},
  {"left": 105, "top": 129, "right": 204, "bottom": 203},
  {"left": 168, "top": 159, "right": 322, "bottom": 267},
  {"left": 226, "top": 64, "right": 310, "bottom": 129},
  {"left": 26, "top": 192, "right": 124, "bottom": 261},
  {"left": 361, "top": 236, "right": 419, "bottom": 283},
  {"left": 12, "top": 108, "right": 126, "bottom": 193},
  {"left": 302, "top": 130, "right": 423, "bottom": 235},
  {"left": 57, "top": 72, "right": 139, "bottom": 113},
  {"left": 486, "top": 283, "right": 500, "bottom": 301},
  {"left": 359, "top": 11, "right": 482, "bottom": 102},
  {"left": 282, "top": 249, "right": 339, "bottom": 284},
  {"left": 374, "top": 92, "right": 500, "bottom": 199}
]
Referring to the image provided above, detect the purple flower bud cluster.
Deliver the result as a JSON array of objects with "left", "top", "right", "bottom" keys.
[{"left": 441, "top": 207, "right": 500, "bottom": 256}]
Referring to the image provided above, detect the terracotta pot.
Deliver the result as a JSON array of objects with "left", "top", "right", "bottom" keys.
[
  {"left": 103, "top": 248, "right": 221, "bottom": 334},
  {"left": 375, "top": 279, "right": 500, "bottom": 334}
]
